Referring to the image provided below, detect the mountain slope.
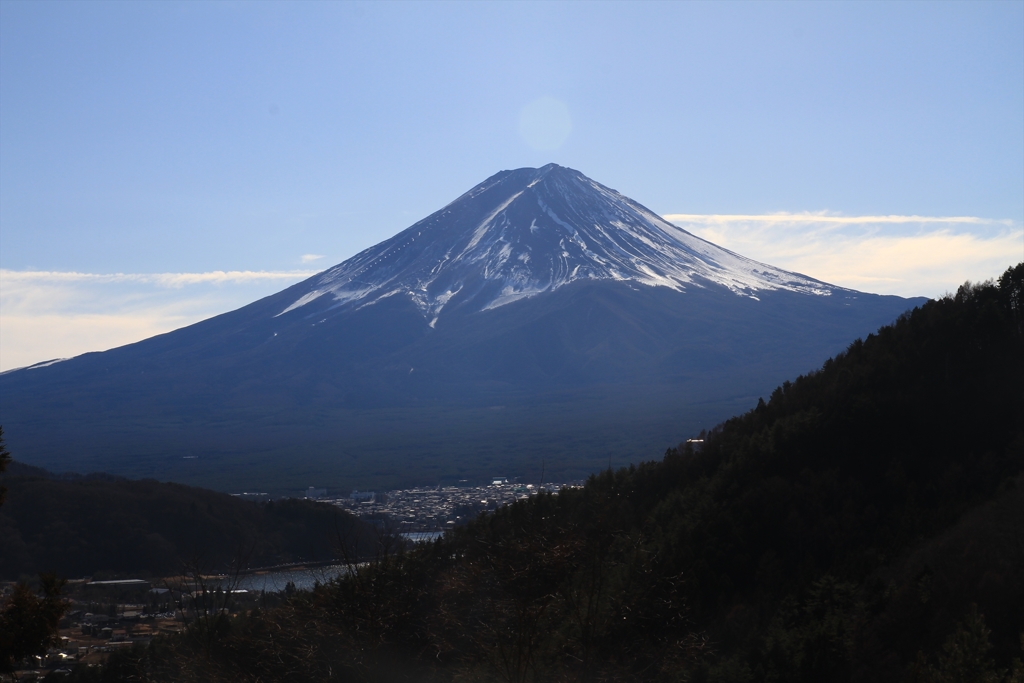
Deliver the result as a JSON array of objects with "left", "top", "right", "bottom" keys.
[{"left": 0, "top": 165, "right": 925, "bottom": 492}]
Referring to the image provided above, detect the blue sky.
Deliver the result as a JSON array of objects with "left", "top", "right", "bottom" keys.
[{"left": 1, "top": 1, "right": 1022, "bottom": 370}]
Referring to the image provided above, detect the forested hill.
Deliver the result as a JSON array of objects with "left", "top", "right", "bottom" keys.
[
  {"left": 425, "top": 263, "right": 1024, "bottom": 681},
  {"left": 582, "top": 263, "right": 1024, "bottom": 678},
  {"left": 72, "top": 264, "right": 1023, "bottom": 683},
  {"left": 651, "top": 260, "right": 1024, "bottom": 619},
  {"left": 0, "top": 463, "right": 375, "bottom": 580}
]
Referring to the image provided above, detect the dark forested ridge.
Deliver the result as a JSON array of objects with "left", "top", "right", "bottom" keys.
[
  {"left": 0, "top": 462, "right": 374, "bottom": 579},
  {"left": 56, "top": 264, "right": 1024, "bottom": 682}
]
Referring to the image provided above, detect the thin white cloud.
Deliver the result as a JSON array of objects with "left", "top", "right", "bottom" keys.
[
  {"left": 663, "top": 213, "right": 1022, "bottom": 299},
  {"left": 663, "top": 212, "right": 1014, "bottom": 226},
  {"left": 300, "top": 254, "right": 326, "bottom": 263},
  {"left": 1, "top": 269, "right": 317, "bottom": 287},
  {"left": 0, "top": 269, "right": 316, "bottom": 371},
  {"left": 1, "top": 312, "right": 196, "bottom": 372}
]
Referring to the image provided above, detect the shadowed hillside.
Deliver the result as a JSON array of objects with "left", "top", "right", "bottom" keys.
[{"left": 0, "top": 462, "right": 375, "bottom": 580}]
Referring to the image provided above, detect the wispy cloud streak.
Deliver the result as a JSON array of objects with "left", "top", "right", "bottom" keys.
[
  {"left": 1, "top": 269, "right": 318, "bottom": 287},
  {"left": 0, "top": 269, "right": 317, "bottom": 371},
  {"left": 663, "top": 212, "right": 1021, "bottom": 299},
  {"left": 663, "top": 212, "right": 1015, "bottom": 226}
]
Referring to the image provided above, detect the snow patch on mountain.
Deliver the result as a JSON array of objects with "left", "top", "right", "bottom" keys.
[{"left": 277, "top": 165, "right": 838, "bottom": 322}]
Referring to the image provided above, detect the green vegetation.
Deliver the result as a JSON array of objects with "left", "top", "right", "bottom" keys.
[
  {"left": 0, "top": 464, "right": 376, "bottom": 579},
  {"left": 31, "top": 264, "right": 1024, "bottom": 681}
]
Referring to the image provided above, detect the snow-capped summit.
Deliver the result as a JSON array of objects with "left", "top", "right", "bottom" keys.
[{"left": 279, "top": 164, "right": 834, "bottom": 326}]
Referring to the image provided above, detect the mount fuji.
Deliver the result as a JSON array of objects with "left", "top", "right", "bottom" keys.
[{"left": 0, "top": 165, "right": 925, "bottom": 492}]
